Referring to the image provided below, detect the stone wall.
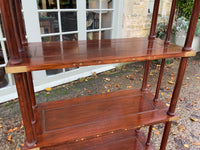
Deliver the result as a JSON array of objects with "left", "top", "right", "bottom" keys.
[{"left": 122, "top": 0, "right": 172, "bottom": 38}]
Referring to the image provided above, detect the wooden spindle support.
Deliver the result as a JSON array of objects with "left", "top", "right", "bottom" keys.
[
  {"left": 154, "top": 59, "right": 166, "bottom": 101},
  {"left": 168, "top": 0, "right": 200, "bottom": 115},
  {"left": 14, "top": 0, "right": 27, "bottom": 46},
  {"left": 160, "top": 57, "right": 188, "bottom": 150},
  {"left": 0, "top": 0, "right": 22, "bottom": 64},
  {"left": 160, "top": 122, "right": 172, "bottom": 150},
  {"left": 165, "top": 0, "right": 178, "bottom": 45},
  {"left": 14, "top": 73, "right": 37, "bottom": 147},
  {"left": 147, "top": 0, "right": 180, "bottom": 145},
  {"left": 26, "top": 72, "right": 37, "bottom": 122},
  {"left": 167, "top": 57, "right": 188, "bottom": 116},
  {"left": 1, "top": 0, "right": 37, "bottom": 146},
  {"left": 9, "top": 0, "right": 25, "bottom": 56},
  {"left": 149, "top": 0, "right": 160, "bottom": 40},
  {"left": 182, "top": 0, "right": 200, "bottom": 51},
  {"left": 154, "top": 0, "right": 177, "bottom": 100},
  {"left": 142, "top": 0, "right": 160, "bottom": 91},
  {"left": 146, "top": 125, "right": 153, "bottom": 145},
  {"left": 160, "top": 1, "right": 200, "bottom": 149}
]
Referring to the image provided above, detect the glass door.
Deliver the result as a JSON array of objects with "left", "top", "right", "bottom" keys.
[{"left": 20, "top": 0, "right": 123, "bottom": 94}]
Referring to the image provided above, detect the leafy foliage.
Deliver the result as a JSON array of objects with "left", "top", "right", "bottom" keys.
[
  {"left": 156, "top": 17, "right": 176, "bottom": 39},
  {"left": 177, "top": 0, "right": 195, "bottom": 19}
]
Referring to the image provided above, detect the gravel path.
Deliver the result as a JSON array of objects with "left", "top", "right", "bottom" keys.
[{"left": 0, "top": 53, "right": 200, "bottom": 150}]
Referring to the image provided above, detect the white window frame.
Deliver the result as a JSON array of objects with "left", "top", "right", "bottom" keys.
[
  {"left": 0, "top": 15, "right": 18, "bottom": 103},
  {"left": 0, "top": 0, "right": 123, "bottom": 102}
]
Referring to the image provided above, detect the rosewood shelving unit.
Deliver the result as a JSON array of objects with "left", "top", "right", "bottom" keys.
[{"left": 0, "top": 0, "right": 200, "bottom": 150}]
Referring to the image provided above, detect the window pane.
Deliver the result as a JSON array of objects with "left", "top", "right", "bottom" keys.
[
  {"left": 0, "top": 16, "right": 5, "bottom": 37},
  {"left": 0, "top": 67, "right": 8, "bottom": 88},
  {"left": 102, "top": 30, "right": 111, "bottom": 39},
  {"left": 60, "top": 0, "right": 77, "bottom": 9},
  {"left": 0, "top": 45, "right": 8, "bottom": 88},
  {"left": 86, "top": 0, "right": 100, "bottom": 9},
  {"left": 101, "top": 0, "right": 112, "bottom": 9},
  {"left": 87, "top": 11, "right": 99, "bottom": 30},
  {"left": 101, "top": 11, "right": 112, "bottom": 28},
  {"left": 43, "top": 35, "right": 61, "bottom": 75},
  {"left": 65, "top": 67, "right": 78, "bottom": 71},
  {"left": 0, "top": 49, "right": 5, "bottom": 65},
  {"left": 46, "top": 69, "right": 63, "bottom": 75},
  {"left": 63, "top": 33, "right": 78, "bottom": 41},
  {"left": 42, "top": 35, "right": 60, "bottom": 42},
  {"left": 39, "top": 12, "right": 59, "bottom": 34},
  {"left": 37, "top": 0, "right": 57, "bottom": 9},
  {"left": 87, "top": 31, "right": 100, "bottom": 40},
  {"left": 61, "top": 12, "right": 77, "bottom": 32}
]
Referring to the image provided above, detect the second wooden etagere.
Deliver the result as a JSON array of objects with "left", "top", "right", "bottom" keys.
[{"left": 0, "top": 0, "right": 200, "bottom": 149}]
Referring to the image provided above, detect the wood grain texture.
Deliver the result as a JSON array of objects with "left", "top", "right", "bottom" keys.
[
  {"left": 5, "top": 38, "right": 196, "bottom": 74},
  {"left": 0, "top": 0, "right": 22, "bottom": 64},
  {"left": 40, "top": 130, "right": 155, "bottom": 150},
  {"left": 25, "top": 89, "right": 178, "bottom": 149},
  {"left": 14, "top": 73, "right": 37, "bottom": 147}
]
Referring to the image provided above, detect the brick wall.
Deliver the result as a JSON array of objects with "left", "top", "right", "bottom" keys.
[{"left": 122, "top": 0, "right": 172, "bottom": 38}]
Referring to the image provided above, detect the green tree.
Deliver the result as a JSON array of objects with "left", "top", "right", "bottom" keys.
[{"left": 177, "top": 0, "right": 194, "bottom": 19}]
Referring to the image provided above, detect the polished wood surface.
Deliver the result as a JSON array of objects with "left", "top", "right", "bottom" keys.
[
  {"left": 40, "top": 130, "right": 155, "bottom": 150},
  {"left": 165, "top": 0, "right": 177, "bottom": 44},
  {"left": 27, "top": 89, "right": 178, "bottom": 148},
  {"left": 5, "top": 38, "right": 196, "bottom": 73},
  {"left": 168, "top": 57, "right": 188, "bottom": 116},
  {"left": 0, "top": 0, "right": 22, "bottom": 64},
  {"left": 1, "top": 0, "right": 199, "bottom": 149},
  {"left": 14, "top": 73, "right": 37, "bottom": 146}
]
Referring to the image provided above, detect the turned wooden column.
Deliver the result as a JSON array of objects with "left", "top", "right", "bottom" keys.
[
  {"left": 142, "top": 0, "right": 160, "bottom": 91},
  {"left": 13, "top": 0, "right": 27, "bottom": 46},
  {"left": 14, "top": 73, "right": 37, "bottom": 147},
  {"left": 149, "top": 0, "right": 160, "bottom": 40},
  {"left": 160, "top": 1, "right": 200, "bottom": 149},
  {"left": 165, "top": 0, "right": 178, "bottom": 45},
  {"left": 0, "top": 0, "right": 22, "bottom": 64}
]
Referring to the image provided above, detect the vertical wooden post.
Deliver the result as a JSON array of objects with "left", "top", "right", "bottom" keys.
[
  {"left": 154, "top": 0, "right": 177, "bottom": 100},
  {"left": 149, "top": 0, "right": 160, "bottom": 40},
  {"left": 144, "top": 0, "right": 161, "bottom": 139},
  {"left": 160, "top": 2, "right": 200, "bottom": 149},
  {"left": 182, "top": 0, "right": 200, "bottom": 51},
  {"left": 160, "top": 122, "right": 172, "bottom": 150},
  {"left": 0, "top": 0, "right": 22, "bottom": 64},
  {"left": 8, "top": 0, "right": 24, "bottom": 53},
  {"left": 146, "top": 125, "right": 153, "bottom": 145},
  {"left": 14, "top": 73, "right": 37, "bottom": 147},
  {"left": 142, "top": 0, "right": 160, "bottom": 91},
  {"left": 167, "top": 57, "right": 188, "bottom": 115},
  {"left": 168, "top": 0, "right": 200, "bottom": 115},
  {"left": 141, "top": 60, "right": 151, "bottom": 91},
  {"left": 26, "top": 72, "right": 37, "bottom": 123},
  {"left": 14, "top": 0, "right": 28, "bottom": 46},
  {"left": 164, "top": 0, "right": 178, "bottom": 45},
  {"left": 160, "top": 58, "right": 188, "bottom": 149},
  {"left": 154, "top": 59, "right": 166, "bottom": 101}
]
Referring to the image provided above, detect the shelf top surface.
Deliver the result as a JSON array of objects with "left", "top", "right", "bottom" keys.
[
  {"left": 35, "top": 89, "right": 178, "bottom": 148},
  {"left": 6, "top": 37, "right": 196, "bottom": 73}
]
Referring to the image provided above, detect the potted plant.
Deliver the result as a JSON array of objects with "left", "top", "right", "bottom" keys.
[
  {"left": 156, "top": 17, "right": 176, "bottom": 43},
  {"left": 173, "top": 17, "right": 188, "bottom": 47},
  {"left": 174, "top": 17, "right": 200, "bottom": 52}
]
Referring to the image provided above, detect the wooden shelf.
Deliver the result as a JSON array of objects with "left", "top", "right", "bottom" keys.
[
  {"left": 40, "top": 130, "right": 155, "bottom": 150},
  {"left": 5, "top": 38, "right": 196, "bottom": 73},
  {"left": 32, "top": 89, "right": 178, "bottom": 149}
]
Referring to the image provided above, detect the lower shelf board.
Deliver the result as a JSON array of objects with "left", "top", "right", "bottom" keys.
[
  {"left": 31, "top": 89, "right": 177, "bottom": 149},
  {"left": 41, "top": 130, "right": 155, "bottom": 150}
]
